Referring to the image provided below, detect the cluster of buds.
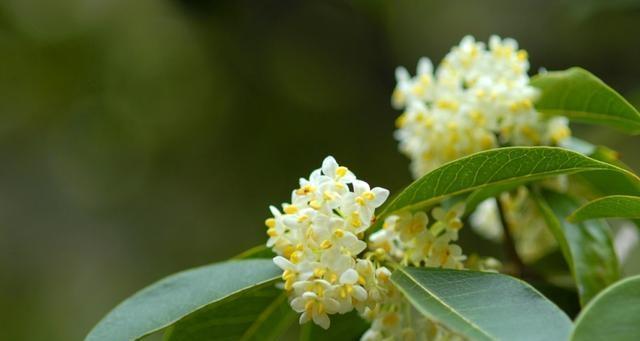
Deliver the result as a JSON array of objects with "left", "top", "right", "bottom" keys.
[
  {"left": 266, "top": 156, "right": 391, "bottom": 329},
  {"left": 392, "top": 35, "right": 571, "bottom": 177}
]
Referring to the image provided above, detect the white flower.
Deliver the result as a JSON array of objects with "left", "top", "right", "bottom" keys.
[
  {"left": 335, "top": 269, "right": 368, "bottom": 313},
  {"left": 431, "top": 203, "right": 465, "bottom": 239},
  {"left": 290, "top": 283, "right": 340, "bottom": 329},
  {"left": 342, "top": 180, "right": 390, "bottom": 233},
  {"left": 425, "top": 239, "right": 466, "bottom": 269}
]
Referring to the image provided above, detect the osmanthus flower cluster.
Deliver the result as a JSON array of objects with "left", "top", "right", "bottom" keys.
[
  {"left": 393, "top": 35, "right": 570, "bottom": 259},
  {"left": 266, "top": 156, "right": 469, "bottom": 340},
  {"left": 392, "top": 35, "right": 572, "bottom": 177},
  {"left": 265, "top": 156, "right": 391, "bottom": 329}
]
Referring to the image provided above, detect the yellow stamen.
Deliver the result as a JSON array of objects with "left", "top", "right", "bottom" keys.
[
  {"left": 305, "top": 301, "right": 314, "bottom": 313},
  {"left": 450, "top": 219, "right": 463, "bottom": 230},
  {"left": 395, "top": 113, "right": 408, "bottom": 128},
  {"left": 313, "top": 268, "right": 326, "bottom": 277},
  {"left": 323, "top": 191, "right": 335, "bottom": 201},
  {"left": 290, "top": 251, "right": 302, "bottom": 264},
  {"left": 436, "top": 99, "right": 459, "bottom": 111},
  {"left": 516, "top": 50, "right": 528, "bottom": 61},
  {"left": 295, "top": 184, "right": 315, "bottom": 196},
  {"left": 336, "top": 166, "right": 348, "bottom": 178},
  {"left": 283, "top": 245, "right": 295, "bottom": 258},
  {"left": 363, "top": 191, "right": 375, "bottom": 201},
  {"left": 383, "top": 313, "right": 399, "bottom": 327},
  {"left": 284, "top": 278, "right": 294, "bottom": 291},
  {"left": 424, "top": 116, "right": 434, "bottom": 128},
  {"left": 265, "top": 218, "right": 276, "bottom": 228},
  {"left": 284, "top": 205, "right": 298, "bottom": 214}
]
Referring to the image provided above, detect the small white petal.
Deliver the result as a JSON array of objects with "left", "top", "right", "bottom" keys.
[
  {"left": 299, "top": 311, "right": 310, "bottom": 324},
  {"left": 322, "top": 156, "right": 338, "bottom": 176},
  {"left": 352, "top": 285, "right": 368, "bottom": 301},
  {"left": 269, "top": 205, "right": 281, "bottom": 217},
  {"left": 273, "top": 256, "right": 294, "bottom": 271},
  {"left": 323, "top": 297, "right": 341, "bottom": 313},
  {"left": 352, "top": 180, "right": 370, "bottom": 195},
  {"left": 313, "top": 313, "right": 330, "bottom": 330},
  {"left": 395, "top": 66, "right": 410, "bottom": 82},
  {"left": 370, "top": 187, "right": 390, "bottom": 207},
  {"left": 339, "top": 268, "right": 359, "bottom": 285},
  {"left": 417, "top": 57, "right": 433, "bottom": 75},
  {"left": 290, "top": 297, "right": 306, "bottom": 312}
]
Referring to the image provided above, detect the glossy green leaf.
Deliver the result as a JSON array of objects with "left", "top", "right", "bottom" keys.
[
  {"left": 569, "top": 195, "right": 640, "bottom": 222},
  {"left": 531, "top": 67, "right": 640, "bottom": 134},
  {"left": 572, "top": 275, "right": 640, "bottom": 341},
  {"left": 574, "top": 146, "right": 640, "bottom": 198},
  {"left": 374, "top": 146, "right": 635, "bottom": 227},
  {"left": 391, "top": 267, "right": 572, "bottom": 341},
  {"left": 86, "top": 259, "right": 280, "bottom": 341},
  {"left": 299, "top": 310, "right": 369, "bottom": 341},
  {"left": 572, "top": 145, "right": 640, "bottom": 229},
  {"left": 533, "top": 190, "right": 619, "bottom": 306},
  {"left": 164, "top": 284, "right": 295, "bottom": 341}
]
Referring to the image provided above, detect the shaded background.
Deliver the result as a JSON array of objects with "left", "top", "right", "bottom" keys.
[{"left": 1, "top": 0, "right": 639, "bottom": 339}]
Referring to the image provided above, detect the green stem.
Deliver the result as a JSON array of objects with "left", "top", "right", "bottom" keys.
[{"left": 495, "top": 197, "right": 526, "bottom": 278}]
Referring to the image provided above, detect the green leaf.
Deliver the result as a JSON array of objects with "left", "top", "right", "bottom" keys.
[
  {"left": 531, "top": 67, "right": 640, "bottom": 134},
  {"left": 299, "top": 310, "right": 369, "bottom": 341},
  {"left": 374, "top": 146, "right": 636, "bottom": 226},
  {"left": 233, "top": 244, "right": 276, "bottom": 259},
  {"left": 164, "top": 284, "right": 295, "bottom": 341},
  {"left": 86, "top": 259, "right": 281, "bottom": 341},
  {"left": 572, "top": 275, "right": 640, "bottom": 341},
  {"left": 569, "top": 195, "right": 640, "bottom": 222},
  {"left": 532, "top": 190, "right": 619, "bottom": 306},
  {"left": 391, "top": 267, "right": 572, "bottom": 341},
  {"left": 572, "top": 145, "right": 640, "bottom": 229}
]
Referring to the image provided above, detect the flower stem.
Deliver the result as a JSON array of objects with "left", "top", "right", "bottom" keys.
[{"left": 495, "top": 197, "right": 526, "bottom": 278}]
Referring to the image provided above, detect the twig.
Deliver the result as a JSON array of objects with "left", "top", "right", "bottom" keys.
[{"left": 495, "top": 197, "right": 526, "bottom": 278}]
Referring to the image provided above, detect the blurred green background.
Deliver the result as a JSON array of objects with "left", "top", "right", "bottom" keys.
[{"left": 1, "top": 0, "right": 639, "bottom": 339}]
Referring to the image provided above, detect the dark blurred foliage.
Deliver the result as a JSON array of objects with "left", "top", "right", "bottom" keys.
[{"left": 0, "top": 0, "right": 639, "bottom": 339}]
